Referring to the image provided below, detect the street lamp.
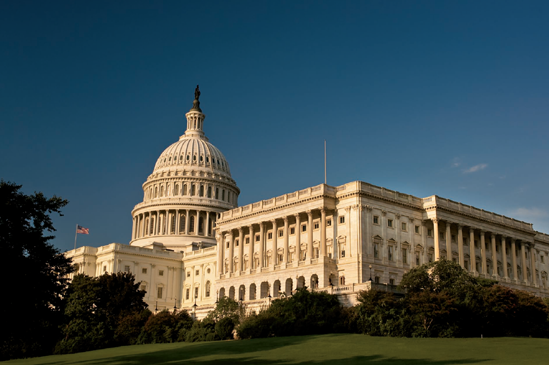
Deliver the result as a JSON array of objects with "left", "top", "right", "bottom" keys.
[
  {"left": 369, "top": 264, "right": 373, "bottom": 282},
  {"left": 155, "top": 301, "right": 158, "bottom": 313},
  {"left": 215, "top": 290, "right": 219, "bottom": 304},
  {"left": 173, "top": 299, "right": 177, "bottom": 313},
  {"left": 192, "top": 295, "right": 198, "bottom": 319}
]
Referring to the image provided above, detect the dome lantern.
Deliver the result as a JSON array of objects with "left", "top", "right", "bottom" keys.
[{"left": 184, "top": 85, "right": 206, "bottom": 139}]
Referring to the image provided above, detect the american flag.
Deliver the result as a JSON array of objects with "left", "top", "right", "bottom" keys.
[{"left": 76, "top": 225, "right": 90, "bottom": 235}]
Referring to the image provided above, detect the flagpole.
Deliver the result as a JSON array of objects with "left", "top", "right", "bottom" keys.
[
  {"left": 324, "top": 140, "right": 327, "bottom": 185},
  {"left": 74, "top": 224, "right": 78, "bottom": 251}
]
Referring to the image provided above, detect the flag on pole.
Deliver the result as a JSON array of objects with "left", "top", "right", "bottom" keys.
[{"left": 76, "top": 225, "right": 89, "bottom": 234}]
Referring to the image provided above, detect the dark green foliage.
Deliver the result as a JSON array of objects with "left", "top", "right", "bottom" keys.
[
  {"left": 355, "top": 259, "right": 549, "bottom": 338},
  {"left": 115, "top": 309, "right": 152, "bottom": 345},
  {"left": 56, "top": 272, "right": 148, "bottom": 353},
  {"left": 185, "top": 317, "right": 217, "bottom": 342},
  {"left": 237, "top": 288, "right": 344, "bottom": 339},
  {"left": 215, "top": 317, "right": 236, "bottom": 340},
  {"left": 138, "top": 309, "right": 193, "bottom": 344},
  {"left": 0, "top": 181, "right": 72, "bottom": 360}
]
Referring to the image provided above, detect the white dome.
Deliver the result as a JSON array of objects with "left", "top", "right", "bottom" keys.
[{"left": 153, "top": 135, "right": 232, "bottom": 177}]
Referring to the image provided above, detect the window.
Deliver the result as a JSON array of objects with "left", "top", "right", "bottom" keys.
[
  {"left": 159, "top": 270, "right": 164, "bottom": 276},
  {"left": 278, "top": 229, "right": 284, "bottom": 237},
  {"left": 205, "top": 281, "right": 211, "bottom": 297},
  {"left": 290, "top": 227, "right": 295, "bottom": 235},
  {"left": 140, "top": 284, "right": 146, "bottom": 291},
  {"left": 388, "top": 246, "right": 393, "bottom": 261},
  {"left": 226, "top": 242, "right": 229, "bottom": 248},
  {"left": 415, "top": 253, "right": 420, "bottom": 265},
  {"left": 235, "top": 239, "right": 239, "bottom": 247},
  {"left": 451, "top": 234, "right": 456, "bottom": 243},
  {"left": 542, "top": 256, "right": 545, "bottom": 263},
  {"left": 314, "top": 222, "right": 319, "bottom": 229},
  {"left": 255, "top": 234, "right": 260, "bottom": 242},
  {"left": 373, "top": 216, "right": 379, "bottom": 224},
  {"left": 142, "top": 268, "right": 147, "bottom": 274},
  {"left": 374, "top": 276, "right": 380, "bottom": 284},
  {"left": 194, "top": 287, "right": 199, "bottom": 298},
  {"left": 186, "top": 288, "right": 190, "bottom": 300},
  {"left": 427, "top": 229, "right": 433, "bottom": 237},
  {"left": 207, "top": 268, "right": 211, "bottom": 274},
  {"left": 402, "top": 223, "right": 407, "bottom": 231},
  {"left": 125, "top": 265, "right": 130, "bottom": 272},
  {"left": 157, "top": 287, "right": 163, "bottom": 299},
  {"left": 374, "top": 243, "right": 379, "bottom": 259},
  {"left": 268, "top": 232, "right": 273, "bottom": 239},
  {"left": 103, "top": 265, "right": 107, "bottom": 272},
  {"left": 428, "top": 253, "right": 433, "bottom": 262},
  {"left": 402, "top": 249, "right": 407, "bottom": 264},
  {"left": 389, "top": 278, "right": 395, "bottom": 285},
  {"left": 187, "top": 271, "right": 191, "bottom": 278},
  {"left": 246, "top": 237, "right": 250, "bottom": 244},
  {"left": 388, "top": 219, "right": 393, "bottom": 228},
  {"left": 415, "top": 225, "right": 420, "bottom": 234},
  {"left": 339, "top": 216, "right": 345, "bottom": 224},
  {"left": 195, "top": 270, "right": 199, "bottom": 276},
  {"left": 302, "top": 224, "right": 307, "bottom": 232},
  {"left": 327, "top": 219, "right": 332, "bottom": 226}
]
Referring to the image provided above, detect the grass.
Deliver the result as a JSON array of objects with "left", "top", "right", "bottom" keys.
[{"left": 3, "top": 334, "right": 549, "bottom": 365}]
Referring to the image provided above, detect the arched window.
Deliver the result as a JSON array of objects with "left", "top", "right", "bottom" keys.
[
  {"left": 189, "top": 216, "right": 195, "bottom": 233},
  {"left": 205, "top": 281, "right": 211, "bottom": 297},
  {"left": 174, "top": 184, "right": 179, "bottom": 196},
  {"left": 154, "top": 186, "right": 158, "bottom": 198},
  {"left": 183, "top": 184, "right": 187, "bottom": 195},
  {"left": 222, "top": 190, "right": 225, "bottom": 201},
  {"left": 160, "top": 185, "right": 164, "bottom": 197},
  {"left": 191, "top": 184, "right": 195, "bottom": 196},
  {"left": 170, "top": 215, "right": 176, "bottom": 234},
  {"left": 215, "top": 187, "right": 219, "bottom": 199},
  {"left": 199, "top": 185, "right": 204, "bottom": 197}
]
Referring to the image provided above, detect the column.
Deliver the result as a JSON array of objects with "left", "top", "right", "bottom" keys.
[
  {"left": 320, "top": 208, "right": 327, "bottom": 257},
  {"left": 433, "top": 219, "right": 440, "bottom": 261},
  {"left": 445, "top": 221, "right": 452, "bottom": 260},
  {"left": 531, "top": 245, "right": 537, "bottom": 286},
  {"left": 185, "top": 209, "right": 190, "bottom": 235},
  {"left": 154, "top": 210, "right": 159, "bottom": 235},
  {"left": 295, "top": 214, "right": 301, "bottom": 263},
  {"left": 511, "top": 239, "right": 518, "bottom": 281},
  {"left": 216, "top": 231, "right": 223, "bottom": 278},
  {"left": 422, "top": 222, "right": 429, "bottom": 263},
  {"left": 149, "top": 213, "right": 153, "bottom": 236},
  {"left": 458, "top": 224, "right": 464, "bottom": 268},
  {"left": 248, "top": 224, "right": 254, "bottom": 270},
  {"left": 271, "top": 219, "right": 277, "bottom": 269},
  {"left": 502, "top": 237, "right": 508, "bottom": 280},
  {"left": 195, "top": 210, "right": 200, "bottom": 235},
  {"left": 238, "top": 227, "right": 244, "bottom": 273},
  {"left": 283, "top": 217, "right": 289, "bottom": 265},
  {"left": 469, "top": 228, "right": 476, "bottom": 273},
  {"left": 228, "top": 232, "right": 234, "bottom": 274},
  {"left": 366, "top": 207, "right": 373, "bottom": 259},
  {"left": 206, "top": 211, "right": 211, "bottom": 236},
  {"left": 480, "top": 231, "right": 486, "bottom": 275},
  {"left": 491, "top": 234, "right": 497, "bottom": 277},
  {"left": 175, "top": 210, "right": 180, "bottom": 235},
  {"left": 307, "top": 210, "right": 313, "bottom": 262},
  {"left": 521, "top": 242, "right": 527, "bottom": 284},
  {"left": 258, "top": 222, "right": 264, "bottom": 269}
]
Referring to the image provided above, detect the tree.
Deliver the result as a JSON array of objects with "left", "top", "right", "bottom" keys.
[
  {"left": 0, "top": 180, "right": 72, "bottom": 360},
  {"left": 56, "top": 272, "right": 148, "bottom": 353}
]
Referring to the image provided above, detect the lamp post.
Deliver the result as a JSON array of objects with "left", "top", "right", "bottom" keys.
[
  {"left": 192, "top": 295, "right": 198, "bottom": 320},
  {"left": 369, "top": 264, "right": 373, "bottom": 282},
  {"left": 155, "top": 301, "right": 158, "bottom": 313},
  {"left": 173, "top": 299, "right": 177, "bottom": 314},
  {"left": 215, "top": 290, "right": 219, "bottom": 304}
]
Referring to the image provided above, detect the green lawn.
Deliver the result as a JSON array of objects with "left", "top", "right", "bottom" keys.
[{"left": 4, "top": 334, "right": 549, "bottom": 365}]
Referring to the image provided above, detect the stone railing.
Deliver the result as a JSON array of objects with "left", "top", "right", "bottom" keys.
[
  {"left": 424, "top": 196, "right": 534, "bottom": 231},
  {"left": 357, "top": 181, "right": 423, "bottom": 207},
  {"left": 220, "top": 184, "right": 335, "bottom": 220}
]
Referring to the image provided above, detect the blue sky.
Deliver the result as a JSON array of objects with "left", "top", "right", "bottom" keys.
[{"left": 1, "top": 1, "right": 549, "bottom": 251}]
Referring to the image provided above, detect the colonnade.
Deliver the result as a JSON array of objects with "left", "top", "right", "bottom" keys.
[
  {"left": 216, "top": 208, "right": 331, "bottom": 278},
  {"left": 431, "top": 219, "right": 537, "bottom": 285},
  {"left": 132, "top": 209, "right": 216, "bottom": 240}
]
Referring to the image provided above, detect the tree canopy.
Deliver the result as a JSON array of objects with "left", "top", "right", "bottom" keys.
[{"left": 0, "top": 180, "right": 72, "bottom": 360}]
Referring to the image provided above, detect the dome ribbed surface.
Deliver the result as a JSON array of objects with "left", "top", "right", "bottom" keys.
[{"left": 153, "top": 136, "right": 231, "bottom": 175}]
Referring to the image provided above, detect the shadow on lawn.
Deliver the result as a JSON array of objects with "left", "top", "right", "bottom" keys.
[{"left": 39, "top": 335, "right": 492, "bottom": 365}]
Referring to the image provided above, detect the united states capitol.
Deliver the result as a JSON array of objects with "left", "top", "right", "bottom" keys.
[{"left": 67, "top": 87, "right": 549, "bottom": 317}]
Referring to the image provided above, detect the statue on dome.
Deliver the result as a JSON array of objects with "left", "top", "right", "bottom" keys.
[{"left": 194, "top": 85, "right": 200, "bottom": 101}]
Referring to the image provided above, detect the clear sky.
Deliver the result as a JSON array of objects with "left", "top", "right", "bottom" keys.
[{"left": 1, "top": 1, "right": 549, "bottom": 252}]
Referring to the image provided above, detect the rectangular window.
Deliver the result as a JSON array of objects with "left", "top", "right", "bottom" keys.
[
  {"left": 374, "top": 276, "right": 380, "bottom": 284},
  {"left": 339, "top": 216, "right": 345, "bottom": 224},
  {"left": 157, "top": 287, "right": 163, "bottom": 299},
  {"left": 374, "top": 243, "right": 379, "bottom": 259},
  {"left": 103, "top": 265, "right": 107, "bottom": 272},
  {"left": 373, "top": 216, "right": 379, "bottom": 224},
  {"left": 235, "top": 239, "right": 239, "bottom": 247},
  {"left": 388, "top": 219, "right": 393, "bottom": 228},
  {"left": 402, "top": 249, "right": 407, "bottom": 264},
  {"left": 427, "top": 229, "right": 433, "bottom": 237},
  {"left": 401, "top": 222, "right": 407, "bottom": 231},
  {"left": 142, "top": 268, "right": 148, "bottom": 274},
  {"left": 278, "top": 229, "right": 284, "bottom": 237},
  {"left": 187, "top": 271, "right": 191, "bottom": 277},
  {"left": 389, "top": 278, "right": 395, "bottom": 285},
  {"left": 415, "top": 225, "right": 420, "bottom": 234},
  {"left": 246, "top": 237, "right": 250, "bottom": 244},
  {"left": 159, "top": 270, "right": 164, "bottom": 276},
  {"left": 415, "top": 253, "right": 420, "bottom": 265},
  {"left": 290, "top": 227, "right": 295, "bottom": 235},
  {"left": 388, "top": 246, "right": 393, "bottom": 261},
  {"left": 125, "top": 265, "right": 130, "bottom": 272},
  {"left": 314, "top": 222, "right": 319, "bottom": 229},
  {"left": 195, "top": 270, "right": 199, "bottom": 276},
  {"left": 302, "top": 224, "right": 307, "bottom": 232},
  {"left": 194, "top": 287, "right": 199, "bottom": 298},
  {"left": 428, "top": 253, "right": 433, "bottom": 262},
  {"left": 542, "top": 256, "right": 545, "bottom": 263},
  {"left": 451, "top": 234, "right": 456, "bottom": 243},
  {"left": 186, "top": 288, "right": 190, "bottom": 300},
  {"left": 268, "top": 232, "right": 273, "bottom": 239},
  {"left": 256, "top": 234, "right": 260, "bottom": 242},
  {"left": 326, "top": 219, "right": 332, "bottom": 226}
]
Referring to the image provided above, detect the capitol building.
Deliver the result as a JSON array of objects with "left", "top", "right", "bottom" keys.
[{"left": 67, "top": 88, "right": 549, "bottom": 316}]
